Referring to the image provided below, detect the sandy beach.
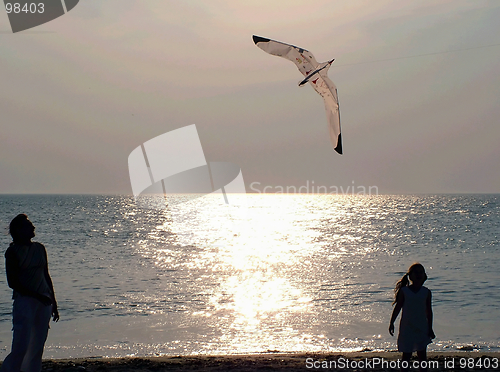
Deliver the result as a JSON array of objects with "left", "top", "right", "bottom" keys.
[{"left": 14, "top": 351, "right": 497, "bottom": 371}]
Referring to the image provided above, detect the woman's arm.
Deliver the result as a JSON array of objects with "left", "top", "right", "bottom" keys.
[
  {"left": 5, "top": 248, "right": 52, "bottom": 305},
  {"left": 43, "top": 246, "right": 60, "bottom": 322}
]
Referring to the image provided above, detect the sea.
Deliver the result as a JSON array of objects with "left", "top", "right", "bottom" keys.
[{"left": 0, "top": 194, "right": 498, "bottom": 359}]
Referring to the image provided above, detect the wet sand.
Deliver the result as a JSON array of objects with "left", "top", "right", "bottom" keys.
[{"left": 30, "top": 351, "right": 500, "bottom": 371}]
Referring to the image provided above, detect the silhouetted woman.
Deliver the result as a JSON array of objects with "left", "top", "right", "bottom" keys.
[{"left": 1, "top": 214, "right": 59, "bottom": 372}]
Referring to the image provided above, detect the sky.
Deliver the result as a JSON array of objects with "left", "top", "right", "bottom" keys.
[{"left": 1, "top": 0, "right": 499, "bottom": 194}]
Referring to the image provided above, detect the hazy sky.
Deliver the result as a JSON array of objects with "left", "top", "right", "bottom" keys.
[{"left": 1, "top": 0, "right": 499, "bottom": 194}]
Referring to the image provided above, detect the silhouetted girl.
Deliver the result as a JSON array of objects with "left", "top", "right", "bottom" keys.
[{"left": 389, "top": 263, "right": 435, "bottom": 372}]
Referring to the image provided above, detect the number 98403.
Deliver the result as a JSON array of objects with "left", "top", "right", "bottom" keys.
[{"left": 5, "top": 3, "right": 45, "bottom": 14}]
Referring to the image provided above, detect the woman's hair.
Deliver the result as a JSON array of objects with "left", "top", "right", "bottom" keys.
[
  {"left": 392, "top": 262, "right": 427, "bottom": 305},
  {"left": 9, "top": 213, "right": 29, "bottom": 242}
]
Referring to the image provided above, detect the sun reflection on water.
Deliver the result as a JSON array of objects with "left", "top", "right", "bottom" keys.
[
  {"left": 1, "top": 194, "right": 498, "bottom": 358},
  {"left": 128, "top": 193, "right": 495, "bottom": 354},
  {"left": 137, "top": 194, "right": 339, "bottom": 352}
]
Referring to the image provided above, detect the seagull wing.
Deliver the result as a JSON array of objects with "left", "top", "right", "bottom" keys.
[
  {"left": 312, "top": 70, "right": 342, "bottom": 154},
  {"left": 253, "top": 35, "right": 318, "bottom": 76}
]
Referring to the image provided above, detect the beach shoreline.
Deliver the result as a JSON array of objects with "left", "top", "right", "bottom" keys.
[{"left": 23, "top": 351, "right": 500, "bottom": 371}]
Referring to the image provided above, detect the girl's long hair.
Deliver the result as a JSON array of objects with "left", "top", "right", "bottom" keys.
[{"left": 392, "top": 262, "right": 427, "bottom": 305}]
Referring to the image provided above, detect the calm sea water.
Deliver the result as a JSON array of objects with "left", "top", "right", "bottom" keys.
[{"left": 0, "top": 194, "right": 498, "bottom": 359}]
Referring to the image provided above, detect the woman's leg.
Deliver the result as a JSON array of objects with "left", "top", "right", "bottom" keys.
[
  {"left": 21, "top": 300, "right": 51, "bottom": 372},
  {"left": 0, "top": 297, "right": 35, "bottom": 372}
]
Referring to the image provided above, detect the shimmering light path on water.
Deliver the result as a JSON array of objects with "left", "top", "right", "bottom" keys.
[{"left": 0, "top": 194, "right": 498, "bottom": 358}]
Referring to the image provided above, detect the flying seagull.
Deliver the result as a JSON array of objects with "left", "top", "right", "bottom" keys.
[{"left": 253, "top": 35, "right": 342, "bottom": 154}]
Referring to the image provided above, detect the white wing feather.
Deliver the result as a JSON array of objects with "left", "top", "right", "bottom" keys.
[
  {"left": 252, "top": 35, "right": 318, "bottom": 76},
  {"left": 315, "top": 70, "right": 341, "bottom": 152}
]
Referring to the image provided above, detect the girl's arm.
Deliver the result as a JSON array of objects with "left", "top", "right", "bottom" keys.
[
  {"left": 426, "top": 290, "right": 435, "bottom": 339},
  {"left": 389, "top": 289, "right": 404, "bottom": 336}
]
